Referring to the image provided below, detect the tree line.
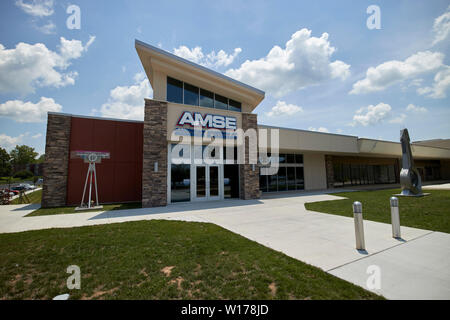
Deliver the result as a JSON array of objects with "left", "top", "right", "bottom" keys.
[{"left": 0, "top": 145, "right": 44, "bottom": 177}]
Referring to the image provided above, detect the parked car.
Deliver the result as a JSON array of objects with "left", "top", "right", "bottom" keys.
[
  {"left": 11, "top": 186, "right": 26, "bottom": 192},
  {"left": 3, "top": 189, "right": 19, "bottom": 195},
  {"left": 19, "top": 183, "right": 36, "bottom": 190}
]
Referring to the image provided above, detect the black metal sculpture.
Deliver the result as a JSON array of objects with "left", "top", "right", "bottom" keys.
[{"left": 399, "top": 128, "right": 423, "bottom": 196}]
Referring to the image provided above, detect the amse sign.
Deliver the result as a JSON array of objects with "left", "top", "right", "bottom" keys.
[{"left": 177, "top": 111, "right": 237, "bottom": 130}]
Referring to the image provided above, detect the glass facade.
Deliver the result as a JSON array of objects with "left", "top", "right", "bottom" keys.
[
  {"left": 260, "top": 153, "right": 304, "bottom": 192},
  {"left": 170, "top": 164, "right": 190, "bottom": 202},
  {"left": 333, "top": 163, "right": 397, "bottom": 187},
  {"left": 166, "top": 76, "right": 242, "bottom": 112},
  {"left": 167, "top": 77, "right": 183, "bottom": 104}
]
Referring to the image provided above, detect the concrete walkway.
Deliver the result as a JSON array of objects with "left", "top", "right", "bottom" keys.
[{"left": 0, "top": 192, "right": 449, "bottom": 299}]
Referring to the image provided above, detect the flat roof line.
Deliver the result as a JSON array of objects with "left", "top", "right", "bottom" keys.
[
  {"left": 48, "top": 112, "right": 144, "bottom": 123},
  {"left": 258, "top": 124, "right": 358, "bottom": 139},
  {"left": 135, "top": 39, "right": 266, "bottom": 96}
]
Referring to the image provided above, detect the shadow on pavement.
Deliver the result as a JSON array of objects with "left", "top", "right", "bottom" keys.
[{"left": 89, "top": 198, "right": 263, "bottom": 220}]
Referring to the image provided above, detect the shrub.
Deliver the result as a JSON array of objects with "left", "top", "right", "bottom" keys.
[{"left": 13, "top": 170, "right": 34, "bottom": 179}]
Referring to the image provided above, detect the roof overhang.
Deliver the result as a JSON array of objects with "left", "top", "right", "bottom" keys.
[{"left": 135, "top": 40, "right": 265, "bottom": 112}]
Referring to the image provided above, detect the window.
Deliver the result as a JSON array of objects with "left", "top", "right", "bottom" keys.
[
  {"left": 259, "top": 174, "right": 268, "bottom": 192},
  {"left": 228, "top": 99, "right": 241, "bottom": 112},
  {"left": 166, "top": 76, "right": 242, "bottom": 111},
  {"left": 296, "top": 167, "right": 304, "bottom": 190},
  {"left": 184, "top": 83, "right": 199, "bottom": 106},
  {"left": 214, "top": 94, "right": 228, "bottom": 110},
  {"left": 287, "top": 154, "right": 295, "bottom": 164},
  {"left": 260, "top": 153, "right": 304, "bottom": 192},
  {"left": 278, "top": 167, "right": 287, "bottom": 191},
  {"left": 171, "top": 164, "right": 190, "bottom": 202},
  {"left": 167, "top": 77, "right": 183, "bottom": 104},
  {"left": 287, "top": 167, "right": 296, "bottom": 190},
  {"left": 200, "top": 89, "right": 214, "bottom": 108}
]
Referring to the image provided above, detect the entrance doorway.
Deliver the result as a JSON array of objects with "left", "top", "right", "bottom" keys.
[{"left": 192, "top": 165, "right": 222, "bottom": 201}]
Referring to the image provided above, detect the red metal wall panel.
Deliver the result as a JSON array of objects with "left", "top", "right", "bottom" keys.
[{"left": 66, "top": 117, "right": 143, "bottom": 205}]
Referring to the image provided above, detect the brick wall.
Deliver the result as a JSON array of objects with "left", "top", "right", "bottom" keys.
[
  {"left": 142, "top": 99, "right": 168, "bottom": 207},
  {"left": 239, "top": 113, "right": 260, "bottom": 200},
  {"left": 41, "top": 113, "right": 71, "bottom": 208}
]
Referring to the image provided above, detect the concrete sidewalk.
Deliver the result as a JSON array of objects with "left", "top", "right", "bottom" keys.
[{"left": 0, "top": 192, "right": 449, "bottom": 299}]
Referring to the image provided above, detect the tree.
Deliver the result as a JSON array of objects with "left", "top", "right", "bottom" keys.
[
  {"left": 0, "top": 147, "right": 11, "bottom": 177},
  {"left": 36, "top": 154, "right": 45, "bottom": 164},
  {"left": 10, "top": 145, "right": 38, "bottom": 170}
]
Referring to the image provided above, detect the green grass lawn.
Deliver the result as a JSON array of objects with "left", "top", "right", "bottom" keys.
[
  {"left": 0, "top": 220, "right": 382, "bottom": 300},
  {"left": 7, "top": 189, "right": 142, "bottom": 216},
  {"left": 10, "top": 189, "right": 42, "bottom": 205},
  {"left": 305, "top": 189, "right": 450, "bottom": 233}
]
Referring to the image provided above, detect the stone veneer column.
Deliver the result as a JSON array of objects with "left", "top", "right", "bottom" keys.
[
  {"left": 41, "top": 113, "right": 71, "bottom": 208},
  {"left": 142, "top": 99, "right": 168, "bottom": 207},
  {"left": 239, "top": 113, "right": 261, "bottom": 200},
  {"left": 325, "top": 155, "right": 334, "bottom": 189}
]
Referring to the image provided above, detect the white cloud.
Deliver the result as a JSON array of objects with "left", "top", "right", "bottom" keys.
[
  {"left": 15, "top": 0, "right": 54, "bottom": 17},
  {"left": 389, "top": 113, "right": 407, "bottom": 124},
  {"left": 0, "top": 133, "right": 26, "bottom": 151},
  {"left": 225, "top": 28, "right": 350, "bottom": 97},
  {"left": 173, "top": 46, "right": 242, "bottom": 69},
  {"left": 351, "top": 103, "right": 392, "bottom": 126},
  {"left": 96, "top": 72, "right": 153, "bottom": 120},
  {"left": 265, "top": 101, "right": 303, "bottom": 117},
  {"left": 308, "top": 127, "right": 329, "bottom": 133},
  {"left": 32, "top": 133, "right": 42, "bottom": 139},
  {"left": 406, "top": 103, "right": 428, "bottom": 113},
  {"left": 417, "top": 67, "right": 450, "bottom": 98},
  {"left": 36, "top": 21, "right": 56, "bottom": 34},
  {"left": 350, "top": 51, "right": 444, "bottom": 94},
  {"left": 0, "top": 36, "right": 95, "bottom": 95},
  {"left": 432, "top": 6, "right": 450, "bottom": 46},
  {"left": 0, "top": 97, "right": 62, "bottom": 123}
]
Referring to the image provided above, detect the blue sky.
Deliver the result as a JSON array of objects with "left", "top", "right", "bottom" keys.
[{"left": 0, "top": 0, "right": 449, "bottom": 155}]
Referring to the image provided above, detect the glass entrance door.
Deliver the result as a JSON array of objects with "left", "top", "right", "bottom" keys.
[{"left": 192, "top": 165, "right": 222, "bottom": 201}]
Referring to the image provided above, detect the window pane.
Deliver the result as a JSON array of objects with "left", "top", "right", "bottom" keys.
[
  {"left": 287, "top": 154, "right": 295, "bottom": 164},
  {"left": 200, "top": 89, "right": 214, "bottom": 108},
  {"left": 184, "top": 83, "right": 199, "bottom": 106},
  {"left": 196, "top": 166, "right": 206, "bottom": 197},
  {"left": 278, "top": 167, "right": 287, "bottom": 191},
  {"left": 210, "top": 166, "right": 219, "bottom": 196},
  {"left": 287, "top": 167, "right": 296, "bottom": 190},
  {"left": 228, "top": 99, "right": 241, "bottom": 112},
  {"left": 171, "top": 164, "right": 190, "bottom": 202},
  {"left": 278, "top": 154, "right": 286, "bottom": 164},
  {"left": 295, "top": 154, "right": 303, "bottom": 164},
  {"left": 296, "top": 167, "right": 304, "bottom": 190},
  {"left": 167, "top": 77, "right": 183, "bottom": 104},
  {"left": 259, "top": 174, "right": 268, "bottom": 192},
  {"left": 214, "top": 94, "right": 228, "bottom": 110},
  {"left": 268, "top": 174, "right": 277, "bottom": 192}
]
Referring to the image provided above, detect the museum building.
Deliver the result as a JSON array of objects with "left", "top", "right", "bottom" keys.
[{"left": 41, "top": 40, "right": 450, "bottom": 208}]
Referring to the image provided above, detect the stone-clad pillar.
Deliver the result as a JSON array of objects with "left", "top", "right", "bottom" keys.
[
  {"left": 142, "top": 99, "right": 168, "bottom": 207},
  {"left": 325, "top": 155, "right": 334, "bottom": 189},
  {"left": 41, "top": 113, "right": 72, "bottom": 208},
  {"left": 239, "top": 113, "right": 260, "bottom": 200}
]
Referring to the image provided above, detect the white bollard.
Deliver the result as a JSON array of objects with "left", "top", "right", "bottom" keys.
[
  {"left": 353, "top": 201, "right": 365, "bottom": 250},
  {"left": 390, "top": 197, "right": 401, "bottom": 238}
]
